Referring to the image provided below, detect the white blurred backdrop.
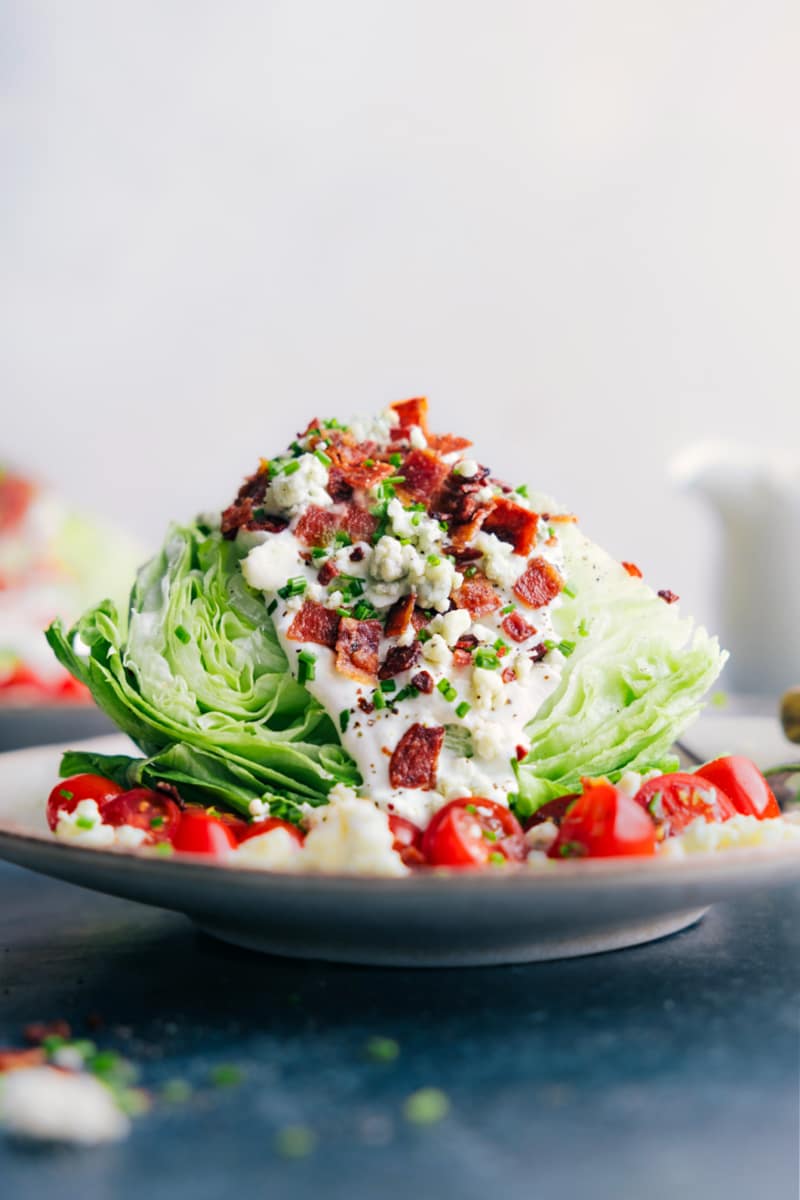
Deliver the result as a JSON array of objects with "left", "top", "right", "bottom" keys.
[{"left": 2, "top": 1, "right": 799, "bottom": 633}]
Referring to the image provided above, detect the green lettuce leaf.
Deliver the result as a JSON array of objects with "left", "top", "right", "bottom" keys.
[
  {"left": 513, "top": 522, "right": 726, "bottom": 816},
  {"left": 47, "top": 522, "right": 360, "bottom": 817}
]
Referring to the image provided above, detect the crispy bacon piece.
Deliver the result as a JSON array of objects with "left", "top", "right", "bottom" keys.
[
  {"left": 384, "top": 594, "right": 416, "bottom": 638},
  {"left": 542, "top": 512, "right": 578, "bottom": 524},
  {"left": 295, "top": 503, "right": 376, "bottom": 548},
  {"left": 444, "top": 544, "right": 482, "bottom": 567},
  {"left": 391, "top": 397, "right": 429, "bottom": 434},
  {"left": 221, "top": 466, "right": 289, "bottom": 539},
  {"left": 501, "top": 611, "right": 537, "bottom": 643},
  {"left": 327, "top": 467, "right": 353, "bottom": 502},
  {"left": 426, "top": 433, "right": 473, "bottom": 454},
  {"left": 529, "top": 642, "right": 547, "bottom": 662},
  {"left": 410, "top": 670, "right": 433, "bottom": 693},
  {"left": 502, "top": 666, "right": 516, "bottom": 684},
  {"left": 300, "top": 417, "right": 322, "bottom": 437},
  {"left": 513, "top": 558, "right": 564, "bottom": 609},
  {"left": 341, "top": 503, "right": 377, "bottom": 543},
  {"left": 295, "top": 505, "right": 341, "bottom": 547},
  {"left": 397, "top": 449, "right": 451, "bottom": 507},
  {"left": 286, "top": 601, "right": 340, "bottom": 649},
  {"left": 0, "top": 1047, "right": 45, "bottom": 1072},
  {"left": 379, "top": 643, "right": 422, "bottom": 680},
  {"left": 317, "top": 560, "right": 339, "bottom": 587},
  {"left": 622, "top": 561, "right": 643, "bottom": 578},
  {"left": 453, "top": 571, "right": 501, "bottom": 618},
  {"left": 482, "top": 499, "right": 539, "bottom": 556},
  {"left": 448, "top": 506, "right": 492, "bottom": 550},
  {"left": 335, "top": 617, "right": 382, "bottom": 683},
  {"left": 328, "top": 440, "right": 394, "bottom": 491},
  {"left": 658, "top": 589, "right": 679, "bottom": 604},
  {"left": 389, "top": 723, "right": 444, "bottom": 790},
  {"left": 433, "top": 465, "right": 491, "bottom": 527}
]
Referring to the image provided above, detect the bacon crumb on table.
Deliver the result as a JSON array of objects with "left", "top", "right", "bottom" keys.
[
  {"left": 389, "top": 723, "right": 445, "bottom": 789},
  {"left": 657, "top": 589, "right": 679, "bottom": 604},
  {"left": 622, "top": 561, "right": 643, "bottom": 578}
]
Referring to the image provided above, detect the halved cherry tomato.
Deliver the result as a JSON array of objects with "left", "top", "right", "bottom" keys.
[
  {"left": 422, "top": 798, "right": 526, "bottom": 868},
  {"left": 548, "top": 779, "right": 657, "bottom": 859},
  {"left": 46, "top": 774, "right": 124, "bottom": 832},
  {"left": 693, "top": 756, "right": 781, "bottom": 820},
  {"left": 236, "top": 817, "right": 305, "bottom": 846},
  {"left": 634, "top": 772, "right": 737, "bottom": 838},
  {"left": 388, "top": 814, "right": 425, "bottom": 867},
  {"left": 172, "top": 810, "right": 238, "bottom": 856},
  {"left": 101, "top": 788, "right": 182, "bottom": 844}
]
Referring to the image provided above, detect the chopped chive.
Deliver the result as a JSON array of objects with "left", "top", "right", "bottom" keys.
[
  {"left": 365, "top": 1035, "right": 400, "bottom": 1063},
  {"left": 175, "top": 625, "right": 190, "bottom": 644},
  {"left": 558, "top": 639, "right": 576, "bottom": 657},
  {"left": 578, "top": 618, "right": 589, "bottom": 637},
  {"left": 427, "top": 554, "right": 440, "bottom": 566},
  {"left": 493, "top": 638, "right": 508, "bottom": 652},
  {"left": 465, "top": 803, "right": 477, "bottom": 813},
  {"left": 455, "top": 700, "right": 471, "bottom": 718},
  {"left": 443, "top": 684, "right": 458, "bottom": 702},
  {"left": 314, "top": 448, "right": 332, "bottom": 467},
  {"left": 543, "top": 639, "right": 557, "bottom": 651},
  {"left": 474, "top": 648, "right": 500, "bottom": 670},
  {"left": 379, "top": 679, "right": 397, "bottom": 693},
  {"left": 290, "top": 440, "right": 304, "bottom": 456},
  {"left": 548, "top": 525, "right": 555, "bottom": 538},
  {"left": 386, "top": 475, "right": 406, "bottom": 485},
  {"left": 333, "top": 529, "right": 352, "bottom": 547},
  {"left": 500, "top": 604, "right": 515, "bottom": 615},
  {"left": 298, "top": 650, "right": 317, "bottom": 684},
  {"left": 267, "top": 598, "right": 278, "bottom": 615},
  {"left": 411, "top": 514, "right": 421, "bottom": 527},
  {"left": 563, "top": 583, "right": 577, "bottom": 598},
  {"left": 277, "top": 576, "right": 308, "bottom": 599},
  {"left": 58, "top": 789, "right": 74, "bottom": 801},
  {"left": 488, "top": 852, "right": 506, "bottom": 866},
  {"left": 150, "top": 816, "right": 165, "bottom": 829},
  {"left": 337, "top": 607, "right": 352, "bottom": 618},
  {"left": 389, "top": 452, "right": 403, "bottom": 467},
  {"left": 394, "top": 684, "right": 420, "bottom": 703},
  {"left": 364, "top": 457, "right": 375, "bottom": 467},
  {"left": 436, "top": 678, "right": 451, "bottom": 695},
  {"left": 339, "top": 710, "right": 350, "bottom": 732},
  {"left": 311, "top": 546, "right": 327, "bottom": 559},
  {"left": 155, "top": 843, "right": 174, "bottom": 856},
  {"left": 417, "top": 629, "right": 431, "bottom": 643},
  {"left": 515, "top": 484, "right": 529, "bottom": 498},
  {"left": 463, "top": 565, "right": 478, "bottom": 578},
  {"left": 75, "top": 816, "right": 95, "bottom": 830},
  {"left": 372, "top": 689, "right": 387, "bottom": 711}
]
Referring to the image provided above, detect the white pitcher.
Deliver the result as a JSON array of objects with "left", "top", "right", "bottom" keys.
[{"left": 672, "top": 443, "right": 800, "bottom": 696}]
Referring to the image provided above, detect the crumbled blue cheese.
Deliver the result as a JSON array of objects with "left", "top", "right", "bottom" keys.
[
  {"left": 264, "top": 454, "right": 331, "bottom": 517},
  {"left": 55, "top": 800, "right": 115, "bottom": 848},
  {"left": 242, "top": 531, "right": 303, "bottom": 592},
  {"left": 301, "top": 797, "right": 407, "bottom": 875},
  {"left": 235, "top": 826, "right": 303, "bottom": 869},
  {"left": 347, "top": 409, "right": 399, "bottom": 444},
  {"left": 408, "top": 424, "right": 427, "bottom": 449},
  {"left": 365, "top": 536, "right": 462, "bottom": 612},
  {"left": 421, "top": 633, "right": 453, "bottom": 668},
  {"left": 470, "top": 666, "right": 506, "bottom": 712},
  {"left": 453, "top": 459, "right": 479, "bottom": 478},
  {"left": 475, "top": 531, "right": 525, "bottom": 589},
  {"left": 661, "top": 813, "right": 800, "bottom": 856},
  {"left": 0, "top": 1067, "right": 130, "bottom": 1144},
  {"left": 429, "top": 608, "right": 471, "bottom": 646}
]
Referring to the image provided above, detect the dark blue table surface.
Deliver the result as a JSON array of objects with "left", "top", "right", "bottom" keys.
[{"left": 0, "top": 860, "right": 798, "bottom": 1200}]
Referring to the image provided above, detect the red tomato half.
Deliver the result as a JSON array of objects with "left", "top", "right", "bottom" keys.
[
  {"left": 694, "top": 756, "right": 781, "bottom": 820},
  {"left": 422, "top": 798, "right": 526, "bottom": 868},
  {"left": 236, "top": 817, "right": 305, "bottom": 846},
  {"left": 46, "top": 774, "right": 124, "bottom": 832},
  {"left": 548, "top": 780, "right": 657, "bottom": 859},
  {"left": 101, "top": 788, "right": 182, "bottom": 843},
  {"left": 634, "top": 772, "right": 737, "bottom": 838},
  {"left": 388, "top": 814, "right": 425, "bottom": 867},
  {"left": 172, "top": 810, "right": 238, "bottom": 856}
]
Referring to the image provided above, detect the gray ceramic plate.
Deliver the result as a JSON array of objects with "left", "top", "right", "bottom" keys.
[{"left": 0, "top": 734, "right": 798, "bottom": 967}]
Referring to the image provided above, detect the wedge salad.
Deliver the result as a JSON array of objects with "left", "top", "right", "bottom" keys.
[{"left": 43, "top": 399, "right": 800, "bottom": 873}]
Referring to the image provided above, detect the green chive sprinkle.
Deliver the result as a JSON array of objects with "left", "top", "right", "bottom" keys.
[
  {"left": 315, "top": 449, "right": 332, "bottom": 467},
  {"left": 58, "top": 789, "right": 74, "bottom": 801},
  {"left": 578, "top": 618, "right": 589, "bottom": 637},
  {"left": 515, "top": 484, "right": 529, "bottom": 498},
  {"left": 75, "top": 816, "right": 95, "bottom": 830},
  {"left": 339, "top": 710, "right": 350, "bottom": 732},
  {"left": 455, "top": 701, "right": 471, "bottom": 718},
  {"left": 298, "top": 650, "right": 317, "bottom": 683},
  {"left": 417, "top": 629, "right": 431, "bottom": 643},
  {"left": 365, "top": 1035, "right": 400, "bottom": 1063},
  {"left": 282, "top": 459, "right": 301, "bottom": 476},
  {"left": 563, "top": 583, "right": 577, "bottom": 598},
  {"left": 267, "top": 598, "right": 278, "bottom": 615},
  {"left": 175, "top": 625, "right": 190, "bottom": 644},
  {"left": 389, "top": 452, "right": 403, "bottom": 467},
  {"left": 379, "top": 679, "right": 397, "bottom": 693},
  {"left": 277, "top": 576, "right": 308, "bottom": 599},
  {"left": 436, "top": 679, "right": 451, "bottom": 695},
  {"left": 427, "top": 554, "right": 440, "bottom": 566},
  {"left": 474, "top": 648, "right": 500, "bottom": 670},
  {"left": 403, "top": 1088, "right": 450, "bottom": 1126},
  {"left": 372, "top": 689, "right": 387, "bottom": 711},
  {"left": 500, "top": 604, "right": 515, "bottom": 615}
]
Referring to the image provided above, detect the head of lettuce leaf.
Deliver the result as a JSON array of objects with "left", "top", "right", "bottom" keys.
[{"left": 47, "top": 513, "right": 726, "bottom": 824}]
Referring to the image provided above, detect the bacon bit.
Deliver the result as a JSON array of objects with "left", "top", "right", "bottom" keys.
[
  {"left": 501, "top": 611, "right": 537, "bottom": 643},
  {"left": 379, "top": 643, "right": 422, "bottom": 680},
  {"left": 453, "top": 571, "right": 501, "bottom": 618},
  {"left": 434, "top": 466, "right": 491, "bottom": 525},
  {"left": 333, "top": 454, "right": 393, "bottom": 492},
  {"left": 622, "top": 561, "right": 643, "bottom": 578},
  {"left": 502, "top": 666, "right": 516, "bottom": 684},
  {"left": 300, "top": 416, "right": 322, "bottom": 437},
  {"left": 349, "top": 546, "right": 365, "bottom": 563},
  {"left": 513, "top": 557, "right": 564, "bottom": 609},
  {"left": 411, "top": 670, "right": 434, "bottom": 693},
  {"left": 317, "top": 560, "right": 339, "bottom": 587},
  {"left": 453, "top": 648, "right": 473, "bottom": 667},
  {"left": 357, "top": 696, "right": 375, "bottom": 715},
  {"left": 341, "top": 502, "right": 377, "bottom": 543},
  {"left": 24, "top": 1020, "right": 71, "bottom": 1045},
  {"left": 426, "top": 433, "right": 473, "bottom": 454},
  {"left": 286, "top": 601, "right": 340, "bottom": 649},
  {"left": 295, "top": 505, "right": 341, "bottom": 547},
  {"left": 444, "top": 544, "right": 482, "bottom": 567},
  {"left": 497, "top": 644, "right": 509, "bottom": 658},
  {"left": 397, "top": 449, "right": 450, "bottom": 506},
  {"left": 335, "top": 617, "right": 382, "bottom": 683},
  {"left": 448, "top": 506, "right": 493, "bottom": 550},
  {"left": 515, "top": 745, "right": 528, "bottom": 761},
  {"left": 390, "top": 397, "right": 429, "bottom": 435},
  {"left": 0, "top": 1047, "right": 45, "bottom": 1072},
  {"left": 384, "top": 594, "right": 416, "bottom": 638},
  {"left": 529, "top": 642, "right": 547, "bottom": 662},
  {"left": 220, "top": 465, "right": 289, "bottom": 539},
  {"left": 482, "top": 499, "right": 539, "bottom": 556},
  {"left": 327, "top": 466, "right": 353, "bottom": 502},
  {"left": 389, "top": 723, "right": 445, "bottom": 790},
  {"left": 542, "top": 512, "right": 578, "bottom": 524},
  {"left": 658, "top": 589, "right": 679, "bottom": 604},
  {"left": 411, "top": 608, "right": 432, "bottom": 632}
]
